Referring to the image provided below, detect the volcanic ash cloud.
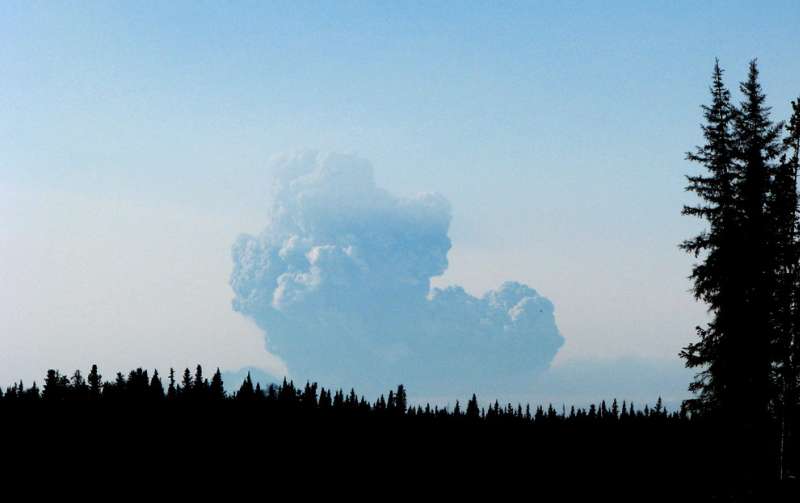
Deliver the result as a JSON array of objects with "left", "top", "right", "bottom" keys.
[{"left": 230, "top": 151, "right": 563, "bottom": 395}]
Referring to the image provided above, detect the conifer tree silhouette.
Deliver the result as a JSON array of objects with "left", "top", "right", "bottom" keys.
[
  {"left": 150, "top": 370, "right": 165, "bottom": 400},
  {"left": 210, "top": 368, "right": 225, "bottom": 400},
  {"left": 236, "top": 372, "right": 255, "bottom": 400},
  {"left": 87, "top": 364, "right": 102, "bottom": 399},
  {"left": 254, "top": 382, "right": 265, "bottom": 400},
  {"left": 193, "top": 365, "right": 205, "bottom": 399},
  {"left": 301, "top": 382, "right": 317, "bottom": 409},
  {"left": 466, "top": 394, "right": 480, "bottom": 420},
  {"left": 732, "top": 60, "right": 784, "bottom": 432},
  {"left": 395, "top": 384, "right": 407, "bottom": 415},
  {"left": 179, "top": 368, "right": 193, "bottom": 398},
  {"left": 70, "top": 370, "right": 88, "bottom": 400},
  {"left": 167, "top": 368, "right": 177, "bottom": 400},
  {"left": 43, "top": 370, "right": 66, "bottom": 401},
  {"left": 680, "top": 60, "right": 741, "bottom": 415}
]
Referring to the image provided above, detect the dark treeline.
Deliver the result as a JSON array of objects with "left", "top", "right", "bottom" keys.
[
  {"left": 0, "top": 363, "right": 793, "bottom": 499},
  {"left": 1, "top": 363, "right": 676, "bottom": 425}
]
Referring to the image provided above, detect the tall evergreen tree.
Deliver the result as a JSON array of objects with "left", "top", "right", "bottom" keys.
[
  {"left": 732, "top": 60, "right": 784, "bottom": 428},
  {"left": 87, "top": 364, "right": 102, "bottom": 399},
  {"left": 333, "top": 389, "right": 344, "bottom": 409},
  {"left": 680, "top": 60, "right": 741, "bottom": 415},
  {"left": 210, "top": 368, "right": 225, "bottom": 400},
  {"left": 319, "top": 388, "right": 332, "bottom": 409},
  {"left": 466, "top": 394, "right": 480, "bottom": 420},
  {"left": 193, "top": 365, "right": 205, "bottom": 398},
  {"left": 150, "top": 370, "right": 165, "bottom": 400},
  {"left": 125, "top": 368, "right": 150, "bottom": 400},
  {"left": 180, "top": 368, "right": 193, "bottom": 398},
  {"left": 734, "top": 61, "right": 782, "bottom": 422},
  {"left": 301, "top": 382, "right": 318, "bottom": 409},
  {"left": 114, "top": 371, "right": 127, "bottom": 394},
  {"left": 237, "top": 372, "right": 255, "bottom": 400},
  {"left": 167, "top": 368, "right": 177, "bottom": 400},
  {"left": 395, "top": 384, "right": 407, "bottom": 415},
  {"left": 43, "top": 370, "right": 66, "bottom": 401},
  {"left": 25, "top": 382, "right": 40, "bottom": 400},
  {"left": 71, "top": 370, "right": 88, "bottom": 400},
  {"left": 254, "top": 382, "right": 265, "bottom": 400}
]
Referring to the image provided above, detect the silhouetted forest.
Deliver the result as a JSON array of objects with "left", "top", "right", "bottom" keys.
[
  {"left": 0, "top": 362, "right": 796, "bottom": 499},
  {"left": 3, "top": 60, "right": 800, "bottom": 500},
  {"left": 1, "top": 363, "right": 673, "bottom": 423}
]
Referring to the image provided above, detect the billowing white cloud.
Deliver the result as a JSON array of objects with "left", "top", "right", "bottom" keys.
[{"left": 230, "top": 152, "right": 563, "bottom": 395}]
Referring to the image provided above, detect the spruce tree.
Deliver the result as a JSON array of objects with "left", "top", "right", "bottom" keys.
[
  {"left": 167, "top": 368, "right": 177, "bottom": 400},
  {"left": 236, "top": 372, "right": 254, "bottom": 400},
  {"left": 114, "top": 371, "right": 126, "bottom": 394},
  {"left": 680, "top": 60, "right": 741, "bottom": 415},
  {"left": 466, "top": 394, "right": 480, "bottom": 420},
  {"left": 87, "top": 364, "right": 102, "bottom": 399},
  {"left": 210, "top": 368, "right": 225, "bottom": 400},
  {"left": 254, "top": 382, "right": 265, "bottom": 400},
  {"left": 193, "top": 365, "right": 204, "bottom": 398},
  {"left": 301, "top": 382, "right": 317, "bottom": 408},
  {"left": 43, "top": 370, "right": 65, "bottom": 401},
  {"left": 333, "top": 389, "right": 344, "bottom": 409},
  {"left": 319, "top": 388, "right": 332, "bottom": 409},
  {"left": 180, "top": 368, "right": 193, "bottom": 398},
  {"left": 26, "top": 382, "right": 40, "bottom": 400},
  {"left": 71, "top": 370, "right": 88, "bottom": 400},
  {"left": 150, "top": 370, "right": 165, "bottom": 400},
  {"left": 387, "top": 390, "right": 396, "bottom": 412},
  {"left": 732, "top": 60, "right": 784, "bottom": 429},
  {"left": 395, "top": 385, "right": 407, "bottom": 415}
]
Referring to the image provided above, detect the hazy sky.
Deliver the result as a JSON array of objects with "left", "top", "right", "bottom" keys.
[{"left": 2, "top": 2, "right": 799, "bottom": 404}]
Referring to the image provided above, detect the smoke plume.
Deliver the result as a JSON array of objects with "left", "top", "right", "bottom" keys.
[{"left": 231, "top": 151, "right": 563, "bottom": 395}]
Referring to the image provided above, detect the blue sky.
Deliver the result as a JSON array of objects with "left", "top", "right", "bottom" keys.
[{"left": 2, "top": 1, "right": 799, "bottom": 404}]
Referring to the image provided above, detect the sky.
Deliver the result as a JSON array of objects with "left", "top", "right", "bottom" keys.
[{"left": 2, "top": 1, "right": 800, "bottom": 406}]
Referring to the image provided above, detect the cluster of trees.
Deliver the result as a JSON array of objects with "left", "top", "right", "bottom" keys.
[
  {"left": 0, "top": 363, "right": 676, "bottom": 425},
  {"left": 1, "top": 365, "right": 225, "bottom": 401},
  {"left": 4, "top": 366, "right": 742, "bottom": 499},
  {"left": 681, "top": 59, "right": 800, "bottom": 481},
  {"left": 2, "top": 364, "right": 791, "bottom": 498}
]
